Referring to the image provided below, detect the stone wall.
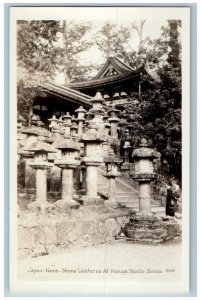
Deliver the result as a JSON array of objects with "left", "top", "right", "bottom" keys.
[{"left": 18, "top": 209, "right": 130, "bottom": 259}]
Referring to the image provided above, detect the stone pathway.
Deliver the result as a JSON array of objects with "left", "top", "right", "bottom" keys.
[{"left": 18, "top": 240, "right": 181, "bottom": 282}]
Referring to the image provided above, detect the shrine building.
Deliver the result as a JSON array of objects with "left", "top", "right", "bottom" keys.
[{"left": 32, "top": 56, "right": 158, "bottom": 125}]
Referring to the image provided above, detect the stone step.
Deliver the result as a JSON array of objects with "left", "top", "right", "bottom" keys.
[
  {"left": 115, "top": 192, "right": 138, "bottom": 197},
  {"left": 116, "top": 197, "right": 138, "bottom": 202},
  {"left": 118, "top": 199, "right": 161, "bottom": 208}
]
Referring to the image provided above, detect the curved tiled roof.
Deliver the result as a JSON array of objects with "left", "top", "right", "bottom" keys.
[
  {"left": 68, "top": 66, "right": 151, "bottom": 91},
  {"left": 41, "top": 82, "right": 92, "bottom": 107}
]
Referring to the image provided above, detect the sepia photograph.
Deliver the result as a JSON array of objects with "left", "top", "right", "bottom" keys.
[{"left": 9, "top": 6, "right": 190, "bottom": 295}]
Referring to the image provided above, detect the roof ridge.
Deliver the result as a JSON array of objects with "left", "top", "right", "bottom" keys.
[{"left": 112, "top": 56, "right": 135, "bottom": 71}]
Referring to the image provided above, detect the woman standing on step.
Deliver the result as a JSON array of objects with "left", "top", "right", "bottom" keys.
[{"left": 165, "top": 179, "right": 180, "bottom": 219}]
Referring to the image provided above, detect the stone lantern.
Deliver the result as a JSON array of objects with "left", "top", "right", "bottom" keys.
[
  {"left": 131, "top": 138, "right": 159, "bottom": 214},
  {"left": 80, "top": 124, "right": 105, "bottom": 204},
  {"left": 75, "top": 106, "right": 87, "bottom": 136},
  {"left": 88, "top": 92, "right": 106, "bottom": 137},
  {"left": 102, "top": 121, "right": 111, "bottom": 156},
  {"left": 104, "top": 149, "right": 123, "bottom": 208},
  {"left": 54, "top": 139, "right": 81, "bottom": 208},
  {"left": 56, "top": 116, "right": 65, "bottom": 135},
  {"left": 20, "top": 123, "right": 39, "bottom": 192},
  {"left": 26, "top": 141, "right": 57, "bottom": 213},
  {"left": 124, "top": 139, "right": 167, "bottom": 243},
  {"left": 48, "top": 115, "right": 58, "bottom": 131},
  {"left": 108, "top": 107, "right": 120, "bottom": 139},
  {"left": 70, "top": 115, "right": 79, "bottom": 138},
  {"left": 121, "top": 129, "right": 132, "bottom": 172},
  {"left": 62, "top": 112, "right": 72, "bottom": 139}
]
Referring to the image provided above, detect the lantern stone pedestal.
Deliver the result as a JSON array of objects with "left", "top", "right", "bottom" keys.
[
  {"left": 124, "top": 138, "right": 167, "bottom": 242},
  {"left": 26, "top": 142, "right": 56, "bottom": 214},
  {"left": 104, "top": 149, "right": 123, "bottom": 208},
  {"left": 54, "top": 139, "right": 81, "bottom": 208}
]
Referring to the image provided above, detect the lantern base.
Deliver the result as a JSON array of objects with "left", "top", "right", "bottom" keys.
[
  {"left": 27, "top": 200, "right": 52, "bottom": 214},
  {"left": 124, "top": 213, "right": 167, "bottom": 243},
  {"left": 104, "top": 199, "right": 119, "bottom": 209},
  {"left": 53, "top": 199, "right": 80, "bottom": 210},
  {"left": 81, "top": 195, "right": 104, "bottom": 205}
]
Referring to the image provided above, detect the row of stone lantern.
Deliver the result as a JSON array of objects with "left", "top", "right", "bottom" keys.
[
  {"left": 25, "top": 137, "right": 159, "bottom": 216},
  {"left": 18, "top": 93, "right": 159, "bottom": 217}
]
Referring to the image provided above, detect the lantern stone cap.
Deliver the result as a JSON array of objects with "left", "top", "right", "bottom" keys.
[
  {"left": 108, "top": 117, "right": 120, "bottom": 123},
  {"left": 132, "top": 139, "right": 160, "bottom": 159},
  {"left": 31, "top": 114, "right": 40, "bottom": 122},
  {"left": 62, "top": 112, "right": 72, "bottom": 119},
  {"left": 108, "top": 107, "right": 121, "bottom": 114},
  {"left": 104, "top": 149, "right": 123, "bottom": 164},
  {"left": 18, "top": 150, "right": 34, "bottom": 158},
  {"left": 57, "top": 117, "right": 65, "bottom": 124},
  {"left": 20, "top": 127, "right": 39, "bottom": 136},
  {"left": 85, "top": 111, "right": 93, "bottom": 116},
  {"left": 77, "top": 117, "right": 85, "bottom": 122},
  {"left": 91, "top": 92, "right": 105, "bottom": 104},
  {"left": 56, "top": 139, "right": 80, "bottom": 151},
  {"left": 20, "top": 125, "right": 50, "bottom": 138},
  {"left": 48, "top": 115, "right": 57, "bottom": 121},
  {"left": 44, "top": 137, "right": 54, "bottom": 144},
  {"left": 104, "top": 122, "right": 111, "bottom": 128},
  {"left": 26, "top": 142, "right": 57, "bottom": 153},
  {"left": 75, "top": 106, "right": 87, "bottom": 113},
  {"left": 123, "top": 144, "right": 132, "bottom": 150},
  {"left": 37, "top": 120, "right": 45, "bottom": 127},
  {"left": 104, "top": 156, "right": 123, "bottom": 164},
  {"left": 71, "top": 125, "right": 79, "bottom": 131},
  {"left": 36, "top": 127, "right": 51, "bottom": 138},
  {"left": 80, "top": 130, "right": 105, "bottom": 143},
  {"left": 119, "top": 120, "right": 128, "bottom": 126}
]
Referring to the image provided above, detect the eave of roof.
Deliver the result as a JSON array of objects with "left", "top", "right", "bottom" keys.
[
  {"left": 68, "top": 66, "right": 150, "bottom": 90},
  {"left": 41, "top": 82, "right": 92, "bottom": 107}
]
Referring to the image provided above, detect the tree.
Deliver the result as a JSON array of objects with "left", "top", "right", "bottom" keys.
[
  {"left": 95, "top": 21, "right": 160, "bottom": 69},
  {"left": 17, "top": 20, "right": 95, "bottom": 124},
  {"left": 17, "top": 20, "right": 61, "bottom": 124},
  {"left": 95, "top": 22, "right": 131, "bottom": 61},
  {"left": 61, "top": 21, "right": 95, "bottom": 83},
  {"left": 125, "top": 21, "right": 182, "bottom": 181}
]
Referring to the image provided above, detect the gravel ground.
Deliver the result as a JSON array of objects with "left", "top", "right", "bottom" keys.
[{"left": 18, "top": 240, "right": 181, "bottom": 282}]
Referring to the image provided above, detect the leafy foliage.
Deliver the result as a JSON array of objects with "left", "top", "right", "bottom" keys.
[
  {"left": 61, "top": 21, "right": 96, "bottom": 83},
  {"left": 17, "top": 20, "right": 95, "bottom": 123},
  {"left": 122, "top": 21, "right": 182, "bottom": 180},
  {"left": 95, "top": 22, "right": 131, "bottom": 61},
  {"left": 17, "top": 21, "right": 62, "bottom": 124}
]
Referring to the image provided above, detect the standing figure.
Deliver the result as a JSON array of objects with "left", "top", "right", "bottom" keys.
[{"left": 165, "top": 179, "right": 180, "bottom": 218}]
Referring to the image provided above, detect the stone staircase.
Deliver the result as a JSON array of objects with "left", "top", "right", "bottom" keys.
[{"left": 97, "top": 167, "right": 164, "bottom": 213}]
